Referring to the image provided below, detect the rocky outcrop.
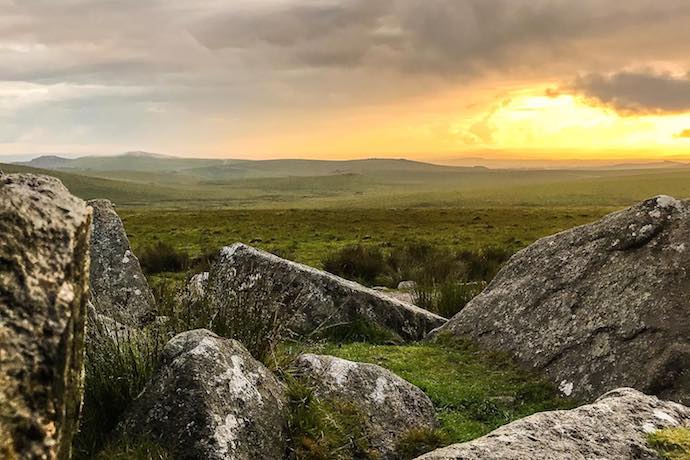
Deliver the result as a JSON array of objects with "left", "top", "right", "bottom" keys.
[
  {"left": 435, "top": 196, "right": 690, "bottom": 403},
  {"left": 415, "top": 388, "right": 690, "bottom": 460},
  {"left": 119, "top": 329, "right": 286, "bottom": 460},
  {"left": 88, "top": 199, "right": 155, "bottom": 327},
  {"left": 0, "top": 174, "right": 91, "bottom": 460},
  {"left": 295, "top": 353, "right": 438, "bottom": 459},
  {"left": 207, "top": 243, "right": 446, "bottom": 341}
]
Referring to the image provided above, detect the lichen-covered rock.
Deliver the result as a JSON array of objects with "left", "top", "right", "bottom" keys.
[
  {"left": 415, "top": 388, "right": 690, "bottom": 460},
  {"left": 295, "top": 353, "right": 438, "bottom": 459},
  {"left": 207, "top": 243, "right": 445, "bottom": 341},
  {"left": 119, "top": 329, "right": 286, "bottom": 460},
  {"left": 176, "top": 271, "right": 209, "bottom": 307},
  {"left": 436, "top": 196, "right": 690, "bottom": 403},
  {"left": 88, "top": 199, "right": 155, "bottom": 326},
  {"left": 0, "top": 173, "right": 91, "bottom": 460}
]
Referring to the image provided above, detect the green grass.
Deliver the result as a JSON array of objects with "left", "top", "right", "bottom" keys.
[
  {"left": 120, "top": 207, "right": 611, "bottom": 268},
  {"left": 649, "top": 428, "right": 690, "bottom": 460},
  {"left": 310, "top": 337, "right": 576, "bottom": 444},
  {"left": 5, "top": 160, "right": 690, "bottom": 209}
]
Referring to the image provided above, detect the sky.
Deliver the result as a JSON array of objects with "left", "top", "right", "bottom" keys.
[{"left": 2, "top": 0, "right": 690, "bottom": 162}]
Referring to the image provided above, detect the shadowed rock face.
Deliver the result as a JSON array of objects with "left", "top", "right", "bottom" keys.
[
  {"left": 87, "top": 199, "right": 155, "bottom": 327},
  {"left": 207, "top": 243, "right": 446, "bottom": 342},
  {"left": 119, "top": 329, "right": 287, "bottom": 460},
  {"left": 415, "top": 388, "right": 690, "bottom": 460},
  {"left": 0, "top": 173, "right": 91, "bottom": 460},
  {"left": 295, "top": 354, "right": 438, "bottom": 459},
  {"left": 436, "top": 196, "right": 690, "bottom": 403}
]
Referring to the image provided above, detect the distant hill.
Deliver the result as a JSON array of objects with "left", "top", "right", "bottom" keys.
[
  {"left": 14, "top": 152, "right": 480, "bottom": 181},
  {"left": 606, "top": 160, "right": 690, "bottom": 170}
]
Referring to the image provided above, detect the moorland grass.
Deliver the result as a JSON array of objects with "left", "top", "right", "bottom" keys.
[
  {"left": 649, "top": 428, "right": 690, "bottom": 460},
  {"left": 120, "top": 207, "right": 609, "bottom": 269},
  {"left": 311, "top": 337, "right": 576, "bottom": 444}
]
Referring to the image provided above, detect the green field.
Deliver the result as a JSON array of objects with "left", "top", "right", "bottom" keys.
[{"left": 6, "top": 155, "right": 690, "bottom": 458}]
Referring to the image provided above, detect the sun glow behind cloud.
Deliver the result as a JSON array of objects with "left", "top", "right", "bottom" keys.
[{"left": 452, "top": 88, "right": 690, "bottom": 159}]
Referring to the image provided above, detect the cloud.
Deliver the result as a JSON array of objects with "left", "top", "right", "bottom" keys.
[
  {"left": 1, "top": 0, "right": 690, "bottom": 153},
  {"left": 570, "top": 70, "right": 690, "bottom": 114},
  {"left": 676, "top": 129, "right": 690, "bottom": 138}
]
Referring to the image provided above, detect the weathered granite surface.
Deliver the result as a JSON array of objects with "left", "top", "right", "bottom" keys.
[
  {"left": 415, "top": 388, "right": 690, "bottom": 460},
  {"left": 0, "top": 173, "right": 91, "bottom": 459},
  {"left": 120, "top": 329, "right": 287, "bottom": 460},
  {"left": 436, "top": 196, "right": 690, "bottom": 403},
  {"left": 88, "top": 199, "right": 155, "bottom": 326}
]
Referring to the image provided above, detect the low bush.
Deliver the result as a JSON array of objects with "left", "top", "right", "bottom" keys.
[
  {"left": 137, "top": 241, "right": 190, "bottom": 274},
  {"left": 322, "top": 242, "right": 510, "bottom": 289},
  {"left": 322, "top": 245, "right": 387, "bottom": 285}
]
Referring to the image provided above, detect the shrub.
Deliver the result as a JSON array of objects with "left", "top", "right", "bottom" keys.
[
  {"left": 137, "top": 241, "right": 190, "bottom": 274},
  {"left": 323, "top": 245, "right": 387, "bottom": 285},
  {"left": 459, "top": 247, "right": 512, "bottom": 282}
]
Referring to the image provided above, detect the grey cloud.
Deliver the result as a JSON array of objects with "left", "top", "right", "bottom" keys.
[
  {"left": 571, "top": 71, "right": 690, "bottom": 114},
  {"left": 1, "top": 0, "right": 690, "bottom": 151}
]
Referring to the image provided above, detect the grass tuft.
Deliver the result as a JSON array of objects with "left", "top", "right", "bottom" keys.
[
  {"left": 283, "top": 374, "right": 379, "bottom": 460},
  {"left": 649, "top": 428, "right": 690, "bottom": 460}
]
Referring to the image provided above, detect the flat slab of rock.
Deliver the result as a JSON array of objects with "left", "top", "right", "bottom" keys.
[
  {"left": 88, "top": 199, "right": 155, "bottom": 326},
  {"left": 0, "top": 174, "right": 91, "bottom": 459},
  {"left": 207, "top": 243, "right": 446, "bottom": 341},
  {"left": 415, "top": 388, "right": 690, "bottom": 460},
  {"left": 436, "top": 196, "right": 690, "bottom": 403},
  {"left": 119, "top": 329, "right": 286, "bottom": 460},
  {"left": 295, "top": 353, "right": 438, "bottom": 459}
]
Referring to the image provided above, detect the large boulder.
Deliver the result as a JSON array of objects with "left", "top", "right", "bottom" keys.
[
  {"left": 435, "top": 196, "right": 690, "bottom": 403},
  {"left": 119, "top": 329, "right": 286, "bottom": 460},
  {"left": 88, "top": 199, "right": 155, "bottom": 326},
  {"left": 206, "top": 243, "right": 446, "bottom": 341},
  {"left": 294, "top": 353, "right": 438, "bottom": 459},
  {"left": 0, "top": 174, "right": 91, "bottom": 459},
  {"left": 415, "top": 388, "right": 690, "bottom": 460}
]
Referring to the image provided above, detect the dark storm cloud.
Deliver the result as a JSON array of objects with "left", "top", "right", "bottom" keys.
[{"left": 571, "top": 71, "right": 690, "bottom": 114}]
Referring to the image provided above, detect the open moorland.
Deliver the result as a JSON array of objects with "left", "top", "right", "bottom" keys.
[{"left": 4, "top": 154, "right": 690, "bottom": 459}]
